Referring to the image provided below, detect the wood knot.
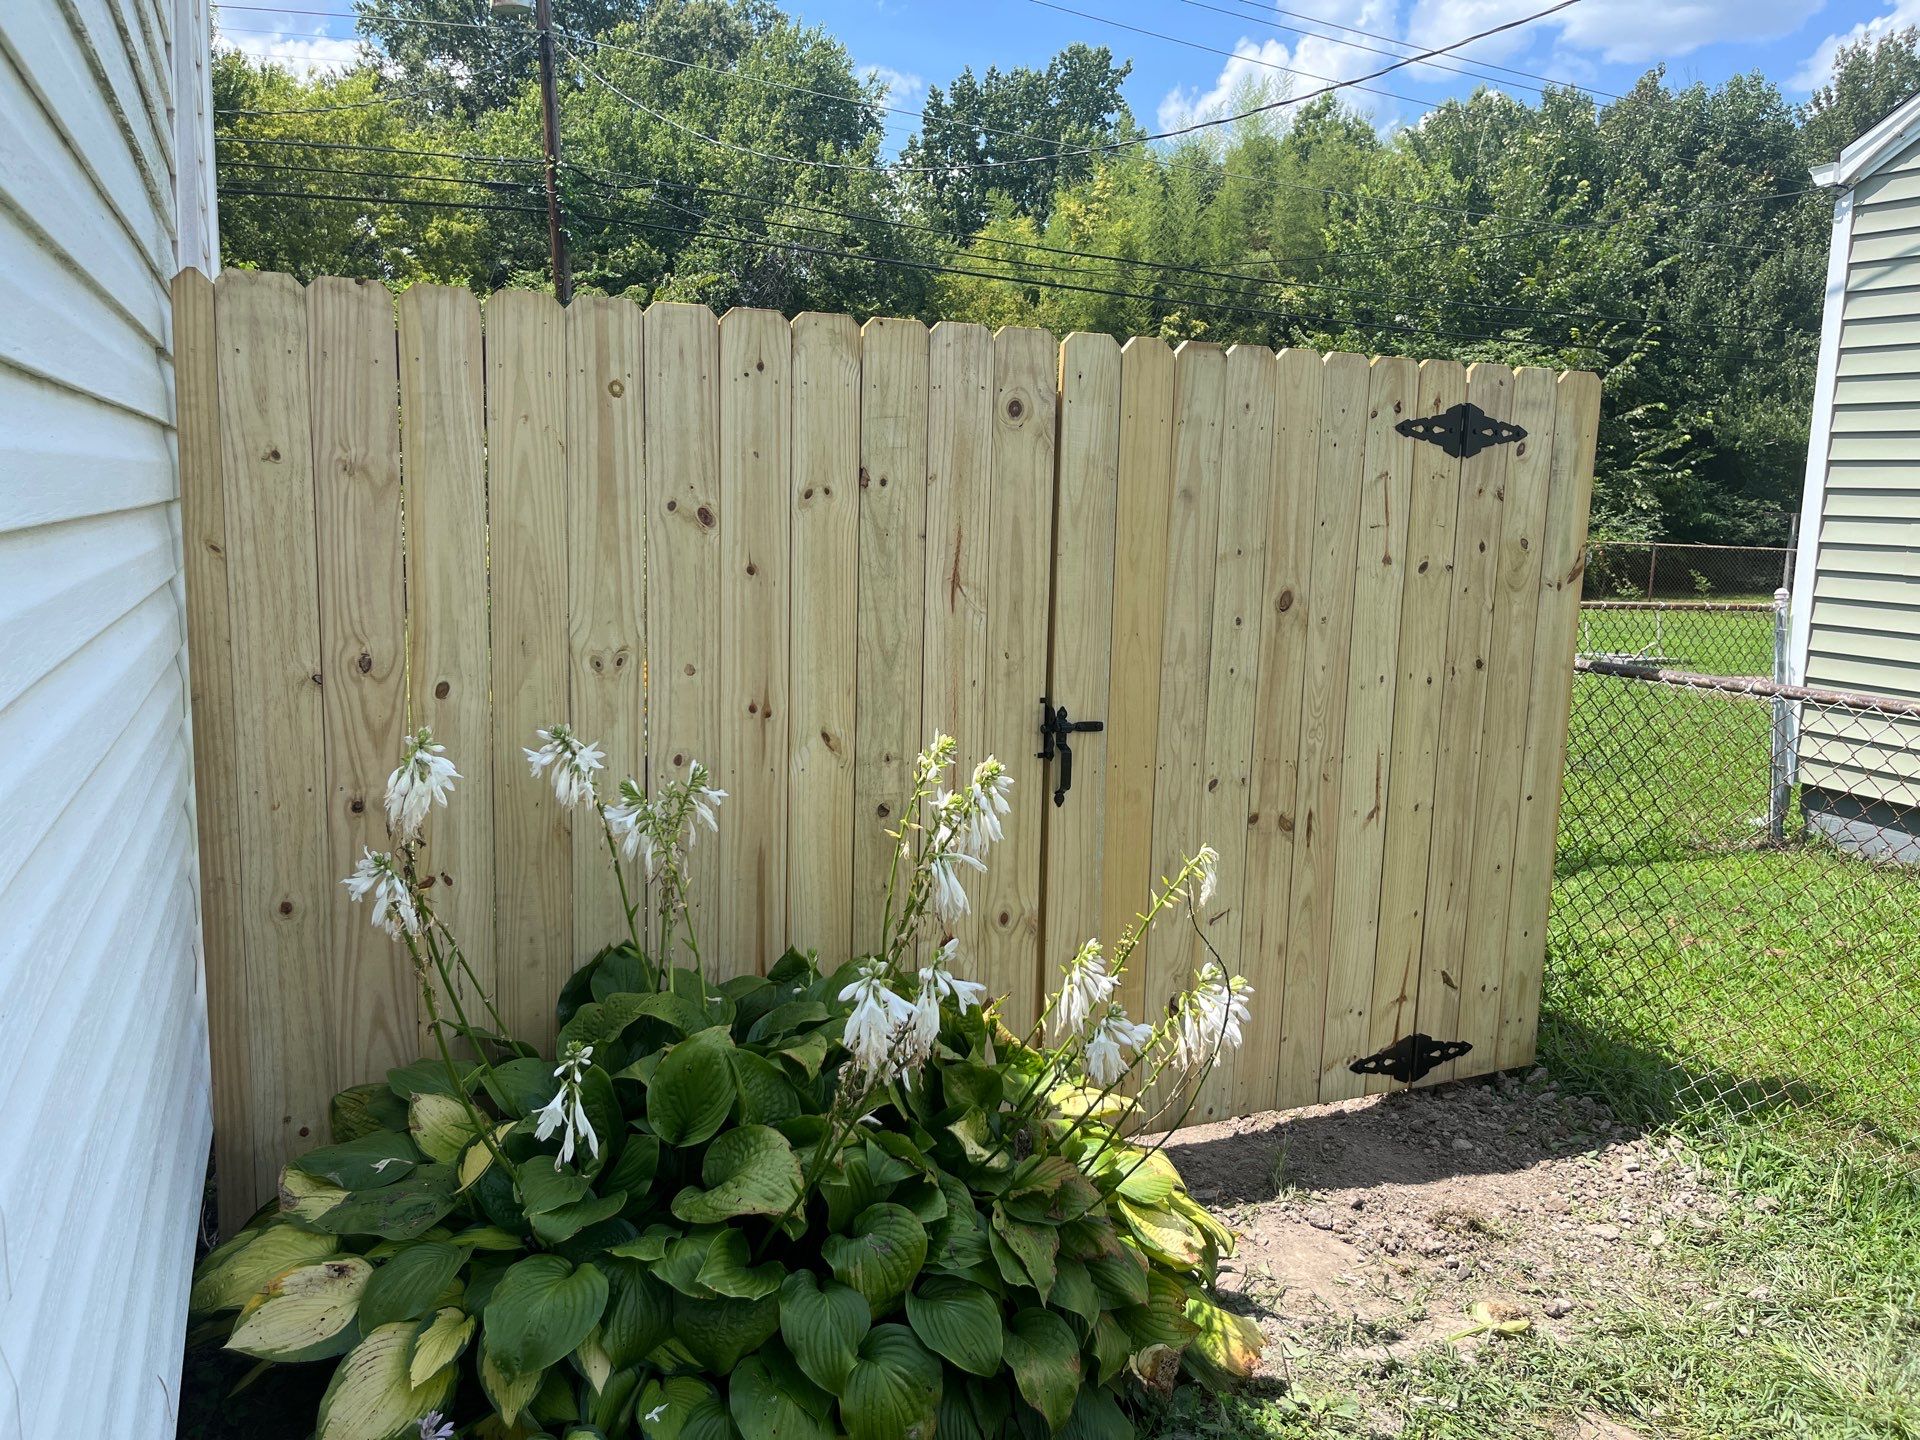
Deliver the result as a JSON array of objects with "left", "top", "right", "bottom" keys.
[
  {"left": 608, "top": 379, "right": 625, "bottom": 397},
  {"left": 877, "top": 803, "right": 891, "bottom": 818},
  {"left": 1276, "top": 589, "right": 1295, "bottom": 612},
  {"left": 434, "top": 680, "right": 451, "bottom": 699},
  {"left": 997, "top": 911, "right": 1011, "bottom": 926},
  {"left": 1417, "top": 560, "right": 1430, "bottom": 574},
  {"left": 1519, "top": 537, "right": 1530, "bottom": 551},
  {"left": 801, "top": 487, "right": 815, "bottom": 501},
  {"left": 696, "top": 505, "right": 715, "bottom": 528},
  {"left": 311, "top": 672, "right": 323, "bottom": 686},
  {"left": 859, "top": 467, "right": 872, "bottom": 489},
  {"left": 755, "top": 359, "right": 765, "bottom": 373},
  {"left": 1278, "top": 814, "right": 1295, "bottom": 834},
  {"left": 683, "top": 663, "right": 695, "bottom": 676},
  {"left": 673, "top": 753, "right": 686, "bottom": 767},
  {"left": 357, "top": 651, "right": 373, "bottom": 674},
  {"left": 264, "top": 447, "right": 281, "bottom": 462},
  {"left": 278, "top": 900, "right": 294, "bottom": 915},
  {"left": 349, "top": 797, "right": 365, "bottom": 815},
  {"left": 666, "top": 499, "right": 678, "bottom": 512},
  {"left": 748, "top": 702, "right": 758, "bottom": 715},
  {"left": 297, "top": 1125, "right": 311, "bottom": 1138},
  {"left": 746, "top": 561, "right": 758, "bottom": 576},
  {"left": 1006, "top": 397, "right": 1024, "bottom": 420}
]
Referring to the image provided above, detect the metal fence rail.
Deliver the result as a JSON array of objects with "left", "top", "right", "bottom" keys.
[{"left": 1546, "top": 598, "right": 1920, "bottom": 1156}]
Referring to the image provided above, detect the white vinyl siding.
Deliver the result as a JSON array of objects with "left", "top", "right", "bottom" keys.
[
  {"left": 0, "top": 0, "right": 215, "bottom": 1434},
  {"left": 1803, "top": 131, "right": 1920, "bottom": 809}
]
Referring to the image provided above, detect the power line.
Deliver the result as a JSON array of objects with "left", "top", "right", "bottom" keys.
[
  {"left": 221, "top": 183, "right": 547, "bottom": 215},
  {"left": 216, "top": 133, "right": 541, "bottom": 166},
  {"left": 218, "top": 156, "right": 533, "bottom": 191},
  {"left": 215, "top": 2, "right": 490, "bottom": 29}
]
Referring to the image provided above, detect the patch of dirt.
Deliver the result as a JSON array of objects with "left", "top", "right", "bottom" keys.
[{"left": 1159, "top": 1068, "right": 1724, "bottom": 1432}]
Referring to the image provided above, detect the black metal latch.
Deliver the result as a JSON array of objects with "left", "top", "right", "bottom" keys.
[
  {"left": 1349, "top": 1033, "right": 1473, "bottom": 1084},
  {"left": 1037, "top": 697, "right": 1103, "bottom": 808},
  {"left": 1396, "top": 401, "right": 1526, "bottom": 460}
]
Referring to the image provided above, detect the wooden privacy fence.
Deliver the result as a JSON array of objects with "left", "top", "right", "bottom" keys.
[{"left": 175, "top": 268, "right": 1599, "bottom": 1221}]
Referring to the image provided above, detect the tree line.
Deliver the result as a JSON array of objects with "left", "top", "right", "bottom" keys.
[{"left": 212, "top": 0, "right": 1920, "bottom": 544}]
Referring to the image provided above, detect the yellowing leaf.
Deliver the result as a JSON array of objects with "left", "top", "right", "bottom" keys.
[
  {"left": 1115, "top": 1198, "right": 1205, "bottom": 1268},
  {"left": 480, "top": 1341, "right": 544, "bottom": 1425},
  {"left": 457, "top": 1123, "right": 515, "bottom": 1193},
  {"left": 191, "top": 1226, "right": 339, "bottom": 1314},
  {"left": 575, "top": 1324, "right": 613, "bottom": 1393},
  {"left": 278, "top": 1167, "right": 350, "bottom": 1223},
  {"left": 408, "top": 1307, "right": 475, "bottom": 1389},
  {"left": 409, "top": 1091, "right": 477, "bottom": 1164},
  {"left": 318, "top": 1322, "right": 456, "bottom": 1440},
  {"left": 1181, "top": 1287, "right": 1263, "bottom": 1389},
  {"left": 227, "top": 1258, "right": 372, "bottom": 1362}
]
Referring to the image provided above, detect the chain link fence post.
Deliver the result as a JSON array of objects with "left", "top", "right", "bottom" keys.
[{"left": 1769, "top": 587, "right": 1794, "bottom": 847}]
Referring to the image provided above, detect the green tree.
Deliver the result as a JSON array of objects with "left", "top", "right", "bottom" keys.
[{"left": 1801, "top": 28, "right": 1920, "bottom": 164}]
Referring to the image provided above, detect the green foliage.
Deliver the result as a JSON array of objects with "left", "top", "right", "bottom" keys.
[{"left": 190, "top": 945, "right": 1259, "bottom": 1438}]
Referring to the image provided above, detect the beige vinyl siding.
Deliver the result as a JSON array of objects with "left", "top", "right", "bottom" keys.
[
  {"left": 0, "top": 0, "right": 214, "bottom": 1434},
  {"left": 1804, "top": 131, "right": 1920, "bottom": 808}
]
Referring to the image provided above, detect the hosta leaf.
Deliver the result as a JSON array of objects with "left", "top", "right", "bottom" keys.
[
  {"left": 778, "top": 1269, "right": 869, "bottom": 1394},
  {"left": 1050, "top": 1257, "right": 1102, "bottom": 1326},
  {"left": 479, "top": 1342, "right": 544, "bottom": 1425},
  {"left": 407, "top": 1092, "right": 475, "bottom": 1164},
  {"left": 192, "top": 1226, "right": 339, "bottom": 1314},
  {"left": 482, "top": 1056, "right": 563, "bottom": 1118},
  {"left": 647, "top": 1027, "right": 738, "bottom": 1147},
  {"left": 603, "top": 1132, "right": 662, "bottom": 1199},
  {"left": 634, "top": 1376, "right": 721, "bottom": 1440},
  {"left": 672, "top": 1290, "right": 780, "bottom": 1373},
  {"left": 385, "top": 1057, "right": 474, "bottom": 1100},
  {"left": 291, "top": 1132, "right": 418, "bottom": 1191},
  {"left": 228, "top": 1257, "right": 370, "bottom": 1362},
  {"left": 408, "top": 1307, "right": 474, "bottom": 1389},
  {"left": 316, "top": 1321, "right": 455, "bottom": 1440},
  {"left": 727, "top": 1350, "right": 835, "bottom": 1440},
  {"left": 517, "top": 1163, "right": 592, "bottom": 1216},
  {"left": 989, "top": 1205, "right": 1058, "bottom": 1302},
  {"left": 729, "top": 1049, "right": 804, "bottom": 1125},
  {"left": 1060, "top": 1383, "right": 1132, "bottom": 1440},
  {"left": 331, "top": 1083, "right": 408, "bottom": 1143},
  {"left": 1119, "top": 1269, "right": 1200, "bottom": 1353},
  {"left": 601, "top": 1261, "right": 674, "bottom": 1368},
  {"left": 1114, "top": 1198, "right": 1204, "bottom": 1269},
  {"left": 904, "top": 1275, "right": 1002, "bottom": 1377},
  {"left": 483, "top": 1256, "right": 609, "bottom": 1378},
  {"left": 358, "top": 1242, "right": 463, "bottom": 1331},
  {"left": 823, "top": 1203, "right": 927, "bottom": 1317},
  {"left": 694, "top": 1229, "right": 785, "bottom": 1300},
  {"left": 671, "top": 1125, "right": 803, "bottom": 1224},
  {"left": 312, "top": 1165, "right": 458, "bottom": 1241},
  {"left": 1085, "top": 1248, "right": 1150, "bottom": 1309},
  {"left": 1181, "top": 1286, "right": 1263, "bottom": 1389},
  {"left": 1089, "top": 1312, "right": 1130, "bottom": 1386},
  {"left": 574, "top": 1325, "right": 614, "bottom": 1393},
  {"left": 456, "top": 1124, "right": 515, "bottom": 1194},
  {"left": 840, "top": 1324, "right": 941, "bottom": 1440},
  {"left": 278, "top": 1167, "right": 349, "bottom": 1223},
  {"left": 1111, "top": 1148, "right": 1180, "bottom": 1206},
  {"left": 530, "top": 1189, "right": 629, "bottom": 1246},
  {"left": 1003, "top": 1307, "right": 1081, "bottom": 1432},
  {"left": 928, "top": 1176, "right": 989, "bottom": 1273}
]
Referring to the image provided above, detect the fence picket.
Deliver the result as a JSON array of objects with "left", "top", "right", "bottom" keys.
[
  {"left": 788, "top": 313, "right": 862, "bottom": 959},
  {"left": 308, "top": 277, "right": 410, "bottom": 1084},
  {"left": 851, "top": 318, "right": 929, "bottom": 953},
  {"left": 719, "top": 308, "right": 792, "bottom": 974}
]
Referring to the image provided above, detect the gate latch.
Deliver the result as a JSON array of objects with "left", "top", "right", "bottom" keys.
[
  {"left": 1395, "top": 401, "right": 1526, "bottom": 460},
  {"left": 1037, "top": 697, "right": 1103, "bottom": 808},
  {"left": 1349, "top": 1033, "right": 1473, "bottom": 1084}
]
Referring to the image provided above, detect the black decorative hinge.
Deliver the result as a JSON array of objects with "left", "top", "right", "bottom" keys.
[
  {"left": 1349, "top": 1033, "right": 1473, "bottom": 1084},
  {"left": 1037, "top": 697, "right": 1104, "bottom": 808},
  {"left": 1396, "top": 402, "right": 1526, "bottom": 460}
]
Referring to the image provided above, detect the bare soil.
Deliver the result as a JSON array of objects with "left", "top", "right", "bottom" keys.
[{"left": 1159, "top": 1068, "right": 1730, "bottom": 1436}]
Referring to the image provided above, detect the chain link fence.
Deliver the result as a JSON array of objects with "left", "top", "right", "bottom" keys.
[
  {"left": 1582, "top": 541, "right": 1792, "bottom": 602},
  {"left": 1543, "top": 586, "right": 1920, "bottom": 1159}
]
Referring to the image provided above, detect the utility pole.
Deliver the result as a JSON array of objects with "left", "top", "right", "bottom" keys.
[{"left": 532, "top": 0, "right": 572, "bottom": 304}]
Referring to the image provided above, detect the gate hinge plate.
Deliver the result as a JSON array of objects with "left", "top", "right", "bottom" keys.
[
  {"left": 1349, "top": 1033, "right": 1473, "bottom": 1084},
  {"left": 1396, "top": 401, "right": 1526, "bottom": 460},
  {"left": 1037, "top": 697, "right": 1103, "bottom": 808}
]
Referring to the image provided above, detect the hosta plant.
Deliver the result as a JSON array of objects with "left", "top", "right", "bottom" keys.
[{"left": 189, "top": 725, "right": 1261, "bottom": 1440}]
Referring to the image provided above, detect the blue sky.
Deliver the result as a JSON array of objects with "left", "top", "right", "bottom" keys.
[{"left": 219, "top": 0, "right": 1920, "bottom": 151}]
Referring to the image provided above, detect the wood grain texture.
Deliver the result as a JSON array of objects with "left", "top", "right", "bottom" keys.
[
  {"left": 1414, "top": 364, "right": 1513, "bottom": 1087},
  {"left": 1454, "top": 367, "right": 1559, "bottom": 1079},
  {"left": 214, "top": 268, "right": 333, "bottom": 1200},
  {"left": 490, "top": 289, "right": 573, "bottom": 1046},
  {"left": 718, "top": 307, "right": 792, "bottom": 976},
  {"left": 1498, "top": 371, "right": 1601, "bottom": 1068},
  {"left": 851, "top": 317, "right": 928, "bottom": 954},
  {"left": 1142, "top": 343, "right": 1226, "bottom": 1052},
  {"left": 788, "top": 312, "right": 862, "bottom": 959},
  {"left": 1276, "top": 353, "right": 1371, "bottom": 1108},
  {"left": 1042, "top": 332, "right": 1122, "bottom": 1005},
  {"left": 644, "top": 303, "right": 724, "bottom": 958},
  {"left": 1235, "top": 348, "right": 1321, "bottom": 1118},
  {"left": 174, "top": 267, "right": 253, "bottom": 1230},
  {"left": 1364, "top": 360, "right": 1467, "bottom": 1095},
  {"left": 399, "top": 285, "right": 495, "bottom": 1035},
  {"left": 307, "top": 276, "right": 410, "bottom": 1086},
  {"left": 1102, "top": 338, "right": 1176, "bottom": 1029},
  {"left": 1187, "top": 344, "right": 1276, "bottom": 1124},
  {"left": 1318, "top": 355, "right": 1418, "bottom": 1102},
  {"left": 979, "top": 327, "right": 1056, "bottom": 1029}
]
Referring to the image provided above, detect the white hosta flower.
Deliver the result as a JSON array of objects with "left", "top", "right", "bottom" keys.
[
  {"left": 912, "top": 733, "right": 959, "bottom": 788},
  {"left": 644, "top": 1404, "right": 669, "bottom": 1425},
  {"left": 1176, "top": 962, "right": 1252, "bottom": 1070},
  {"left": 839, "top": 959, "right": 915, "bottom": 1081},
  {"left": 1193, "top": 844, "right": 1220, "bottom": 908},
  {"left": 525, "top": 724, "right": 605, "bottom": 810},
  {"left": 685, "top": 761, "right": 727, "bottom": 845},
  {"left": 1084, "top": 1005, "right": 1154, "bottom": 1087},
  {"left": 385, "top": 729, "right": 458, "bottom": 843},
  {"left": 1055, "top": 938, "right": 1117, "bottom": 1038},
  {"left": 603, "top": 781, "right": 662, "bottom": 879},
  {"left": 341, "top": 848, "right": 420, "bottom": 939},
  {"left": 419, "top": 1415, "right": 455, "bottom": 1440},
  {"left": 534, "top": 1042, "right": 600, "bottom": 1170},
  {"left": 927, "top": 841, "right": 986, "bottom": 926},
  {"left": 919, "top": 937, "right": 986, "bottom": 1014}
]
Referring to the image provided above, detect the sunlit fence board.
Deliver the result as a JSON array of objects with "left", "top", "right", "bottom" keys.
[{"left": 178, "top": 270, "right": 1598, "bottom": 1216}]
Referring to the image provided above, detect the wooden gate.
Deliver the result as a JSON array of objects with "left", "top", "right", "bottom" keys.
[{"left": 175, "top": 270, "right": 1596, "bottom": 1222}]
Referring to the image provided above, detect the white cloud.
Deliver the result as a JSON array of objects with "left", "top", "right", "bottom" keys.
[
  {"left": 860, "top": 63, "right": 926, "bottom": 108},
  {"left": 1793, "top": 0, "right": 1920, "bottom": 90},
  {"left": 218, "top": 27, "right": 361, "bottom": 78},
  {"left": 1156, "top": 28, "right": 1392, "bottom": 131},
  {"left": 1406, "top": 0, "right": 1820, "bottom": 67}
]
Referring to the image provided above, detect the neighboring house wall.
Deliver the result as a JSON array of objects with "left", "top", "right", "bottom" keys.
[
  {"left": 1796, "top": 127, "right": 1920, "bottom": 816},
  {"left": 0, "top": 0, "right": 217, "bottom": 1433}
]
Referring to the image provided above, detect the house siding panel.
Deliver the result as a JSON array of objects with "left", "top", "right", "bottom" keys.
[{"left": 0, "top": 0, "right": 215, "bottom": 1434}]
